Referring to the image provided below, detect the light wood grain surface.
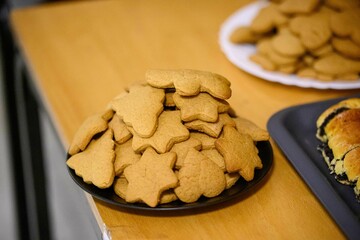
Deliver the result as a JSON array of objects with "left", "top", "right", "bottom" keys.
[{"left": 10, "top": 0, "right": 359, "bottom": 239}]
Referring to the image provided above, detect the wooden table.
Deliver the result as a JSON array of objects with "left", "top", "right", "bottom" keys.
[{"left": 10, "top": 0, "right": 359, "bottom": 239}]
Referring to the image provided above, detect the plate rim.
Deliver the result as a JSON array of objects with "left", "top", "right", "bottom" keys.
[{"left": 218, "top": 1, "right": 360, "bottom": 90}]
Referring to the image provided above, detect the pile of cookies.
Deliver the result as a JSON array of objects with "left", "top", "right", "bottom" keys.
[
  {"left": 66, "top": 69, "right": 269, "bottom": 207},
  {"left": 230, "top": 0, "right": 360, "bottom": 81}
]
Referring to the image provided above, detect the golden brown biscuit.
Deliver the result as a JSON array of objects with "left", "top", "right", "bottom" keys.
[
  {"left": 271, "top": 30, "right": 305, "bottom": 57},
  {"left": 289, "top": 11, "right": 332, "bottom": 50},
  {"left": 249, "top": 53, "right": 277, "bottom": 71},
  {"left": 215, "top": 126, "right": 263, "bottom": 181},
  {"left": 67, "top": 130, "right": 115, "bottom": 189},
  {"left": 313, "top": 53, "right": 360, "bottom": 76},
  {"left": 279, "top": 0, "right": 320, "bottom": 14},
  {"left": 190, "top": 132, "right": 217, "bottom": 150},
  {"left": 114, "top": 138, "right": 141, "bottom": 176},
  {"left": 233, "top": 117, "right": 270, "bottom": 141},
  {"left": 229, "top": 26, "right": 263, "bottom": 44},
  {"left": 124, "top": 147, "right": 178, "bottom": 207},
  {"left": 129, "top": 110, "right": 189, "bottom": 154},
  {"left": 250, "top": 3, "right": 288, "bottom": 33},
  {"left": 146, "top": 69, "right": 232, "bottom": 99},
  {"left": 173, "top": 92, "right": 230, "bottom": 123},
  {"left": 170, "top": 137, "right": 202, "bottom": 169},
  {"left": 257, "top": 38, "right": 299, "bottom": 65},
  {"left": 174, "top": 149, "right": 226, "bottom": 203},
  {"left": 330, "top": 8, "right": 360, "bottom": 46},
  {"left": 108, "top": 114, "right": 132, "bottom": 144},
  {"left": 184, "top": 113, "right": 235, "bottom": 138},
  {"left": 111, "top": 84, "right": 165, "bottom": 138},
  {"left": 68, "top": 111, "right": 109, "bottom": 155},
  {"left": 325, "top": 0, "right": 360, "bottom": 10},
  {"left": 332, "top": 37, "right": 360, "bottom": 59},
  {"left": 201, "top": 149, "right": 226, "bottom": 172}
]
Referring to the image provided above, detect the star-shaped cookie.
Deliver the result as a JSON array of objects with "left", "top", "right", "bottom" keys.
[
  {"left": 233, "top": 116, "right": 270, "bottom": 141},
  {"left": 129, "top": 110, "right": 190, "bottom": 154},
  {"left": 111, "top": 84, "right": 165, "bottom": 138},
  {"left": 215, "top": 126, "right": 263, "bottom": 181},
  {"left": 67, "top": 130, "right": 115, "bottom": 188},
  {"left": 173, "top": 93, "right": 230, "bottom": 122},
  {"left": 145, "top": 69, "right": 232, "bottom": 99},
  {"left": 124, "top": 147, "right": 178, "bottom": 207},
  {"left": 184, "top": 113, "right": 235, "bottom": 138}
]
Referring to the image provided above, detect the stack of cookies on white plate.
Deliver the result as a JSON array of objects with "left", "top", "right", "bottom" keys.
[{"left": 230, "top": 0, "right": 360, "bottom": 81}]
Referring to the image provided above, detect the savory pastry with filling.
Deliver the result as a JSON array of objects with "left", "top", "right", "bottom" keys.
[{"left": 316, "top": 98, "right": 360, "bottom": 201}]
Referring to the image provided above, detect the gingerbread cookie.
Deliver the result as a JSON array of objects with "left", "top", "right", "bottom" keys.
[
  {"left": 129, "top": 110, "right": 189, "bottom": 154},
  {"left": 114, "top": 138, "right": 141, "bottom": 176},
  {"left": 257, "top": 38, "right": 299, "bottom": 65},
  {"left": 108, "top": 114, "right": 132, "bottom": 144},
  {"left": 313, "top": 53, "right": 360, "bottom": 76},
  {"left": 332, "top": 37, "right": 360, "bottom": 59},
  {"left": 114, "top": 176, "right": 178, "bottom": 204},
  {"left": 271, "top": 30, "right": 305, "bottom": 57},
  {"left": 174, "top": 149, "right": 226, "bottom": 203},
  {"left": 289, "top": 10, "right": 332, "bottom": 50},
  {"left": 230, "top": 26, "right": 263, "bottom": 44},
  {"left": 170, "top": 137, "right": 202, "bottom": 169},
  {"left": 67, "top": 130, "right": 115, "bottom": 189},
  {"left": 279, "top": 0, "right": 320, "bottom": 14},
  {"left": 68, "top": 110, "right": 110, "bottom": 155},
  {"left": 233, "top": 117, "right": 270, "bottom": 142},
  {"left": 146, "top": 69, "right": 232, "bottom": 100},
  {"left": 249, "top": 53, "right": 277, "bottom": 71},
  {"left": 190, "top": 132, "right": 217, "bottom": 150},
  {"left": 215, "top": 126, "right": 263, "bottom": 181},
  {"left": 325, "top": 0, "right": 360, "bottom": 10},
  {"left": 111, "top": 84, "right": 165, "bottom": 138},
  {"left": 184, "top": 113, "right": 235, "bottom": 138},
  {"left": 201, "top": 149, "right": 226, "bottom": 172},
  {"left": 250, "top": 3, "right": 288, "bottom": 34},
  {"left": 124, "top": 147, "right": 178, "bottom": 207},
  {"left": 330, "top": 8, "right": 360, "bottom": 46},
  {"left": 173, "top": 92, "right": 230, "bottom": 123}
]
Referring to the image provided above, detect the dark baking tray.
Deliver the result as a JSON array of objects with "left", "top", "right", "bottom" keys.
[{"left": 267, "top": 94, "right": 360, "bottom": 239}]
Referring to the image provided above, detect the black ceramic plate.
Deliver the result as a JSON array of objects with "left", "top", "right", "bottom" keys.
[
  {"left": 267, "top": 94, "right": 360, "bottom": 239},
  {"left": 66, "top": 141, "right": 273, "bottom": 211}
]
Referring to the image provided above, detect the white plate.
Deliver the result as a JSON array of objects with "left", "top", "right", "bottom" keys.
[{"left": 218, "top": 1, "right": 360, "bottom": 90}]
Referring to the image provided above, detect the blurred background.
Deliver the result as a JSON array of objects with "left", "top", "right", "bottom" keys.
[{"left": 1, "top": 0, "right": 100, "bottom": 239}]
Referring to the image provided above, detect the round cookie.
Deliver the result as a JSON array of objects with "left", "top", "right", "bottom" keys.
[
  {"left": 325, "top": 0, "right": 360, "bottom": 11},
  {"left": 271, "top": 30, "right": 305, "bottom": 57},
  {"left": 229, "top": 26, "right": 262, "bottom": 44},
  {"left": 332, "top": 37, "right": 360, "bottom": 59},
  {"left": 313, "top": 53, "right": 360, "bottom": 76},
  {"left": 289, "top": 10, "right": 332, "bottom": 50},
  {"left": 250, "top": 3, "right": 288, "bottom": 34},
  {"left": 330, "top": 8, "right": 360, "bottom": 46},
  {"left": 279, "top": 0, "right": 320, "bottom": 14}
]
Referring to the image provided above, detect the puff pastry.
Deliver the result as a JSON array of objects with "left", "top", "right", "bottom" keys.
[{"left": 316, "top": 98, "right": 360, "bottom": 201}]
